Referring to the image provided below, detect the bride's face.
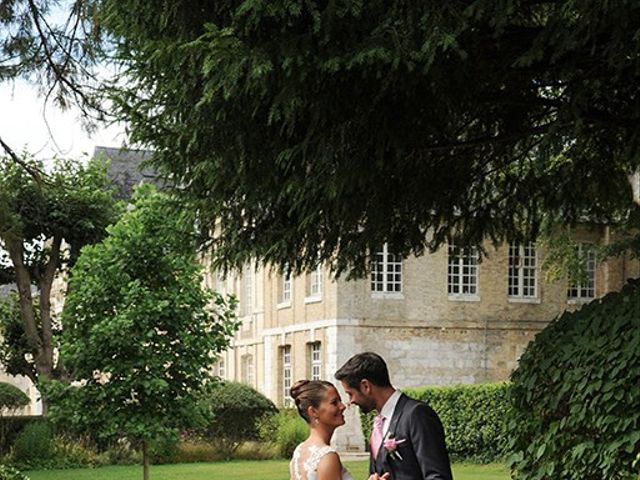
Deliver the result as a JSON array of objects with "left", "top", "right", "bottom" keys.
[{"left": 314, "top": 386, "right": 346, "bottom": 428}]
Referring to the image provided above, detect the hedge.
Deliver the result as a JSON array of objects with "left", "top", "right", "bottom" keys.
[
  {"left": 507, "top": 278, "right": 640, "bottom": 480},
  {"left": 361, "top": 382, "right": 511, "bottom": 462}
]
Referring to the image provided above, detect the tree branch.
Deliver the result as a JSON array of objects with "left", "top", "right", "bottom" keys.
[{"left": 0, "top": 136, "right": 44, "bottom": 181}]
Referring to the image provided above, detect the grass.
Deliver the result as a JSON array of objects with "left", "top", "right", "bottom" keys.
[{"left": 26, "top": 459, "right": 509, "bottom": 480}]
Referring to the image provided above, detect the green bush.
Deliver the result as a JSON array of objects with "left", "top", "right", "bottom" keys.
[
  {"left": 0, "top": 417, "right": 38, "bottom": 456},
  {"left": 11, "top": 421, "right": 53, "bottom": 466},
  {"left": 507, "top": 278, "right": 640, "bottom": 480},
  {"left": 0, "top": 384, "right": 30, "bottom": 455},
  {"left": 0, "top": 465, "right": 29, "bottom": 480},
  {"left": 199, "top": 381, "right": 277, "bottom": 458},
  {"left": 361, "top": 382, "right": 511, "bottom": 462},
  {"left": 259, "top": 409, "right": 308, "bottom": 458},
  {"left": 0, "top": 384, "right": 29, "bottom": 413},
  {"left": 49, "top": 436, "right": 103, "bottom": 468},
  {"left": 149, "top": 435, "right": 179, "bottom": 464}
]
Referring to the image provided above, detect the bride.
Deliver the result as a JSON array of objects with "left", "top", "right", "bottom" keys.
[{"left": 289, "top": 379, "right": 354, "bottom": 480}]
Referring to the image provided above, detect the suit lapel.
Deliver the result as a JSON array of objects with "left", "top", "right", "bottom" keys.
[{"left": 376, "top": 393, "right": 409, "bottom": 466}]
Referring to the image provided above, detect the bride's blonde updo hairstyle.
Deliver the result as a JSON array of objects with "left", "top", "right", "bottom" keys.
[{"left": 290, "top": 379, "right": 334, "bottom": 423}]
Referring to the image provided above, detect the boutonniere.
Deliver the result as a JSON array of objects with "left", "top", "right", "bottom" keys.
[{"left": 383, "top": 432, "right": 406, "bottom": 461}]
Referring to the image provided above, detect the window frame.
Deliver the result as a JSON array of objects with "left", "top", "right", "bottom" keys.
[
  {"left": 282, "top": 345, "right": 292, "bottom": 407},
  {"left": 447, "top": 242, "right": 480, "bottom": 301},
  {"left": 370, "top": 244, "right": 403, "bottom": 298},
  {"left": 567, "top": 243, "right": 597, "bottom": 302},
  {"left": 508, "top": 241, "right": 539, "bottom": 302},
  {"left": 309, "top": 342, "right": 321, "bottom": 381}
]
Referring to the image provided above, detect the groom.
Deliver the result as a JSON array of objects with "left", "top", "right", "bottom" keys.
[{"left": 335, "top": 352, "right": 453, "bottom": 480}]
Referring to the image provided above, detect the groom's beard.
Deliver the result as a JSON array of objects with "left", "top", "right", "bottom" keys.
[{"left": 357, "top": 398, "right": 377, "bottom": 414}]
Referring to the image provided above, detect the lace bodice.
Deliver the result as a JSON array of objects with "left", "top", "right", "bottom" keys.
[{"left": 290, "top": 443, "right": 353, "bottom": 480}]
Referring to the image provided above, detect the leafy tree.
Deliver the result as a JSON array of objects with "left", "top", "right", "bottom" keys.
[
  {"left": 45, "top": 184, "right": 239, "bottom": 480},
  {"left": 0, "top": 155, "right": 120, "bottom": 393},
  {"left": 99, "top": 1, "right": 640, "bottom": 276},
  {"left": 507, "top": 278, "right": 640, "bottom": 480}
]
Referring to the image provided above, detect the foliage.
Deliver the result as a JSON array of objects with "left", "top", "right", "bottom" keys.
[
  {"left": 0, "top": 384, "right": 29, "bottom": 413},
  {"left": 99, "top": 0, "right": 640, "bottom": 277},
  {"left": 0, "top": 1, "right": 103, "bottom": 135},
  {"left": 0, "top": 416, "right": 35, "bottom": 456},
  {"left": 198, "top": 381, "right": 277, "bottom": 458},
  {"left": 44, "top": 184, "right": 238, "bottom": 479},
  {"left": 258, "top": 409, "right": 308, "bottom": 458},
  {"left": 0, "top": 155, "right": 120, "bottom": 386},
  {"left": 0, "top": 295, "right": 41, "bottom": 386},
  {"left": 507, "top": 279, "right": 640, "bottom": 480},
  {"left": 11, "top": 422, "right": 53, "bottom": 466},
  {"left": 360, "top": 383, "right": 511, "bottom": 463},
  {"left": 0, "top": 382, "right": 29, "bottom": 455},
  {"left": 0, "top": 465, "right": 29, "bottom": 480},
  {"left": 147, "top": 437, "right": 179, "bottom": 465}
]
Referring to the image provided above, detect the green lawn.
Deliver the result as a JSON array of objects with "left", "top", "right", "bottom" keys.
[{"left": 27, "top": 459, "right": 509, "bottom": 480}]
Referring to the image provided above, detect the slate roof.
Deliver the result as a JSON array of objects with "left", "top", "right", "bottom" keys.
[{"left": 94, "top": 146, "right": 158, "bottom": 200}]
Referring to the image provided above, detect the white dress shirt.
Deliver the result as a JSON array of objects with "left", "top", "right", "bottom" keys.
[{"left": 379, "top": 389, "right": 402, "bottom": 438}]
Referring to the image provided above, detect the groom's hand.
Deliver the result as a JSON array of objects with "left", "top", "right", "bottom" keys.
[{"left": 368, "top": 474, "right": 391, "bottom": 480}]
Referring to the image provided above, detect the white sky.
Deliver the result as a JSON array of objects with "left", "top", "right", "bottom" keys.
[{"left": 0, "top": 79, "right": 126, "bottom": 161}]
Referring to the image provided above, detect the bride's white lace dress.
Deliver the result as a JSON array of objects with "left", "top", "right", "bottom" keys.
[{"left": 290, "top": 443, "right": 354, "bottom": 480}]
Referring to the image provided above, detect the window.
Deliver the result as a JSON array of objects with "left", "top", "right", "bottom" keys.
[
  {"left": 568, "top": 244, "right": 596, "bottom": 300},
  {"left": 282, "top": 346, "right": 292, "bottom": 407},
  {"left": 217, "top": 358, "right": 226, "bottom": 378},
  {"left": 371, "top": 244, "right": 402, "bottom": 293},
  {"left": 279, "top": 272, "right": 292, "bottom": 305},
  {"left": 448, "top": 243, "right": 479, "bottom": 297},
  {"left": 243, "top": 265, "right": 253, "bottom": 316},
  {"left": 308, "top": 264, "right": 323, "bottom": 298},
  {"left": 508, "top": 242, "right": 538, "bottom": 299},
  {"left": 241, "top": 354, "right": 254, "bottom": 386},
  {"left": 309, "top": 342, "right": 321, "bottom": 380},
  {"left": 215, "top": 272, "right": 226, "bottom": 293}
]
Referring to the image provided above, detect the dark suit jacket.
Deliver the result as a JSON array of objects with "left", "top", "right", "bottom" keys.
[{"left": 370, "top": 393, "right": 453, "bottom": 480}]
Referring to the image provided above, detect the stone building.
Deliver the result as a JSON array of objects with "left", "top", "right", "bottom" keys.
[{"left": 210, "top": 225, "right": 639, "bottom": 451}]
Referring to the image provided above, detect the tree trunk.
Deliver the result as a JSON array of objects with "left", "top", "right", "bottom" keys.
[
  {"left": 38, "top": 235, "right": 62, "bottom": 383},
  {"left": 143, "top": 440, "right": 149, "bottom": 480},
  {"left": 6, "top": 238, "right": 41, "bottom": 356},
  {"left": 6, "top": 236, "right": 61, "bottom": 415}
]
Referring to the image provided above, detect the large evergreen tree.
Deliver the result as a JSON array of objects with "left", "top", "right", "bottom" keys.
[
  {"left": 99, "top": 1, "right": 640, "bottom": 276},
  {"left": 0, "top": 1, "right": 103, "bottom": 167}
]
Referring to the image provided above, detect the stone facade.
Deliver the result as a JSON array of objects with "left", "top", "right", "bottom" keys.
[{"left": 213, "top": 224, "right": 639, "bottom": 451}]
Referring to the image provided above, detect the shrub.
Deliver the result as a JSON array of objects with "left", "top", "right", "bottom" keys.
[
  {"left": 259, "top": 409, "right": 308, "bottom": 458},
  {"left": 360, "top": 382, "right": 511, "bottom": 462},
  {"left": 507, "top": 278, "right": 640, "bottom": 480},
  {"left": 49, "top": 436, "right": 103, "bottom": 468},
  {"left": 0, "top": 384, "right": 29, "bottom": 414},
  {"left": 149, "top": 435, "right": 179, "bottom": 464},
  {"left": 11, "top": 421, "right": 53, "bottom": 466},
  {"left": 0, "top": 465, "right": 29, "bottom": 480},
  {"left": 199, "top": 381, "right": 277, "bottom": 458},
  {"left": 0, "top": 384, "right": 30, "bottom": 455},
  {"left": 0, "top": 417, "right": 37, "bottom": 456}
]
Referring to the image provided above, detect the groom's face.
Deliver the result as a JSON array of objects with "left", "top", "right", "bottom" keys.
[{"left": 340, "top": 380, "right": 377, "bottom": 414}]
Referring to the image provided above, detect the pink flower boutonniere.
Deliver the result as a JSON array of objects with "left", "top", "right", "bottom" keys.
[{"left": 383, "top": 436, "right": 406, "bottom": 461}]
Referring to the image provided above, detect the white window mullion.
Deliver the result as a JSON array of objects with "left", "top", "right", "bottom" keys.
[{"left": 371, "top": 244, "right": 403, "bottom": 294}]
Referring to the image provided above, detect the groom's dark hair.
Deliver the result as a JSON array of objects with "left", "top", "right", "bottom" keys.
[{"left": 335, "top": 352, "right": 392, "bottom": 389}]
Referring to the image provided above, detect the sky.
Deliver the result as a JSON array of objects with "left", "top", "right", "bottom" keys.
[{"left": 0, "top": 79, "right": 126, "bottom": 162}]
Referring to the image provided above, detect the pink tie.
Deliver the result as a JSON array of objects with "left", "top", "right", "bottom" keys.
[{"left": 370, "top": 414, "right": 385, "bottom": 459}]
